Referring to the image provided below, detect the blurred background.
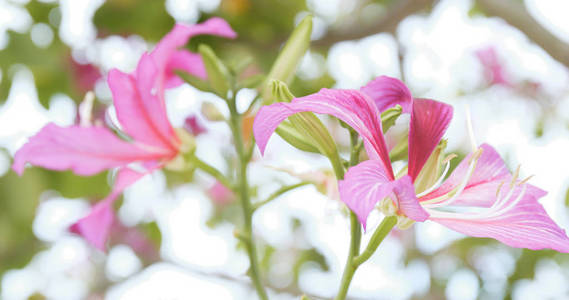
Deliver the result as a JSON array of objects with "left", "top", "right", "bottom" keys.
[{"left": 1, "top": 0, "right": 569, "bottom": 299}]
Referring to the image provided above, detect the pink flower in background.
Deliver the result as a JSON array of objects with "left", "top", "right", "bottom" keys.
[
  {"left": 69, "top": 59, "right": 102, "bottom": 93},
  {"left": 184, "top": 115, "right": 207, "bottom": 136},
  {"left": 207, "top": 181, "right": 235, "bottom": 206},
  {"left": 253, "top": 76, "right": 569, "bottom": 252},
  {"left": 476, "top": 46, "right": 511, "bottom": 86},
  {"left": 13, "top": 18, "right": 236, "bottom": 250}
]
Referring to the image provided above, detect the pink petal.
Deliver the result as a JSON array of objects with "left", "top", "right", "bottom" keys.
[
  {"left": 12, "top": 123, "right": 164, "bottom": 176},
  {"left": 108, "top": 54, "right": 178, "bottom": 152},
  {"left": 431, "top": 186, "right": 569, "bottom": 252},
  {"left": 475, "top": 47, "right": 510, "bottom": 86},
  {"left": 254, "top": 88, "right": 394, "bottom": 178},
  {"left": 69, "top": 166, "right": 155, "bottom": 250},
  {"left": 70, "top": 196, "right": 117, "bottom": 251},
  {"left": 164, "top": 50, "right": 207, "bottom": 88},
  {"left": 360, "top": 76, "right": 413, "bottom": 113},
  {"left": 421, "top": 143, "right": 510, "bottom": 207},
  {"left": 207, "top": 181, "right": 235, "bottom": 206},
  {"left": 339, "top": 160, "right": 395, "bottom": 229},
  {"left": 151, "top": 18, "right": 236, "bottom": 88},
  {"left": 184, "top": 115, "right": 207, "bottom": 136},
  {"left": 407, "top": 98, "right": 453, "bottom": 181},
  {"left": 392, "top": 175, "right": 430, "bottom": 222}
]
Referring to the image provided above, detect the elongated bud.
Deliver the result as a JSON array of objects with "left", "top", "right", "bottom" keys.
[
  {"left": 271, "top": 81, "right": 343, "bottom": 176},
  {"left": 201, "top": 102, "right": 225, "bottom": 121},
  {"left": 198, "top": 44, "right": 231, "bottom": 98},
  {"left": 262, "top": 15, "right": 312, "bottom": 103},
  {"left": 275, "top": 121, "right": 320, "bottom": 153},
  {"left": 271, "top": 79, "right": 294, "bottom": 102},
  {"left": 414, "top": 139, "right": 447, "bottom": 194},
  {"left": 381, "top": 105, "right": 403, "bottom": 133}
]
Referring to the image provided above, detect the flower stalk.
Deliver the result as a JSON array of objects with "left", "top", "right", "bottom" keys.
[{"left": 227, "top": 90, "right": 269, "bottom": 300}]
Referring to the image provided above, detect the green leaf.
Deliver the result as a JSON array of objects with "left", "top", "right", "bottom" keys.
[{"left": 198, "top": 44, "right": 231, "bottom": 98}]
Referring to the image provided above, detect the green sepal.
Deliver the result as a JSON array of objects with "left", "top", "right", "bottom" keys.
[
  {"left": 275, "top": 121, "right": 320, "bottom": 153},
  {"left": 381, "top": 105, "right": 403, "bottom": 133},
  {"left": 175, "top": 70, "right": 212, "bottom": 93},
  {"left": 198, "top": 44, "right": 231, "bottom": 98}
]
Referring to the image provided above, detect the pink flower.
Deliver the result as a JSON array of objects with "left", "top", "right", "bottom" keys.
[
  {"left": 475, "top": 46, "right": 511, "bottom": 86},
  {"left": 253, "top": 76, "right": 569, "bottom": 252},
  {"left": 184, "top": 115, "right": 207, "bottom": 136},
  {"left": 207, "top": 181, "right": 235, "bottom": 206},
  {"left": 13, "top": 18, "right": 236, "bottom": 250}
]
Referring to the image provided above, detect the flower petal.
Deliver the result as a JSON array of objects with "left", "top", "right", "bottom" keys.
[
  {"left": 431, "top": 186, "right": 569, "bottom": 252},
  {"left": 69, "top": 196, "right": 116, "bottom": 251},
  {"left": 108, "top": 54, "right": 178, "bottom": 152},
  {"left": 151, "top": 17, "right": 236, "bottom": 88},
  {"left": 164, "top": 50, "right": 207, "bottom": 88},
  {"left": 69, "top": 165, "right": 155, "bottom": 250},
  {"left": 339, "top": 160, "right": 394, "bottom": 228},
  {"left": 254, "top": 88, "right": 394, "bottom": 177},
  {"left": 12, "top": 123, "right": 164, "bottom": 176},
  {"left": 421, "top": 143, "right": 510, "bottom": 207},
  {"left": 408, "top": 98, "right": 453, "bottom": 181},
  {"left": 360, "top": 76, "right": 413, "bottom": 113},
  {"left": 392, "top": 175, "right": 430, "bottom": 222}
]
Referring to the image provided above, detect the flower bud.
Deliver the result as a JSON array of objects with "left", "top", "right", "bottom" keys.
[
  {"left": 201, "top": 102, "right": 225, "bottom": 122},
  {"left": 262, "top": 15, "right": 312, "bottom": 103},
  {"left": 198, "top": 44, "right": 231, "bottom": 98}
]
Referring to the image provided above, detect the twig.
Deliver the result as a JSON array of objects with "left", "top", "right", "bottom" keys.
[
  {"left": 313, "top": 0, "right": 436, "bottom": 47},
  {"left": 477, "top": 0, "right": 569, "bottom": 69}
]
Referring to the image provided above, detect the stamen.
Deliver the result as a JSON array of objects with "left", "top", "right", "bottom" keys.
[
  {"left": 465, "top": 104, "right": 477, "bottom": 152},
  {"left": 424, "top": 148, "right": 483, "bottom": 208},
  {"left": 495, "top": 180, "right": 505, "bottom": 197},
  {"left": 79, "top": 91, "right": 95, "bottom": 127},
  {"left": 519, "top": 175, "right": 534, "bottom": 185},
  {"left": 443, "top": 153, "right": 458, "bottom": 164},
  {"left": 417, "top": 160, "right": 452, "bottom": 197},
  {"left": 510, "top": 165, "right": 521, "bottom": 189},
  {"left": 425, "top": 184, "right": 527, "bottom": 220}
]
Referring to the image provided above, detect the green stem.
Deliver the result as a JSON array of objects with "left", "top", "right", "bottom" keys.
[
  {"left": 228, "top": 94, "right": 269, "bottom": 300},
  {"left": 334, "top": 212, "right": 361, "bottom": 300},
  {"left": 252, "top": 181, "right": 312, "bottom": 211},
  {"left": 192, "top": 156, "right": 233, "bottom": 190},
  {"left": 352, "top": 216, "right": 397, "bottom": 266},
  {"left": 334, "top": 128, "right": 395, "bottom": 300}
]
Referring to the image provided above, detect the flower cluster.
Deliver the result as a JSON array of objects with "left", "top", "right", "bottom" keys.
[
  {"left": 12, "top": 18, "right": 236, "bottom": 250},
  {"left": 254, "top": 75, "right": 569, "bottom": 252}
]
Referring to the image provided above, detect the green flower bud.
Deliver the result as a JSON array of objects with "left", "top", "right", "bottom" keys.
[
  {"left": 262, "top": 15, "right": 313, "bottom": 103},
  {"left": 201, "top": 102, "right": 225, "bottom": 121},
  {"left": 198, "top": 44, "right": 231, "bottom": 98}
]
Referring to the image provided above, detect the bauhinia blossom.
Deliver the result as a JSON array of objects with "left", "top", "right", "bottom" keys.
[
  {"left": 253, "top": 76, "right": 569, "bottom": 252},
  {"left": 475, "top": 46, "right": 511, "bottom": 86},
  {"left": 12, "top": 18, "right": 236, "bottom": 250}
]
